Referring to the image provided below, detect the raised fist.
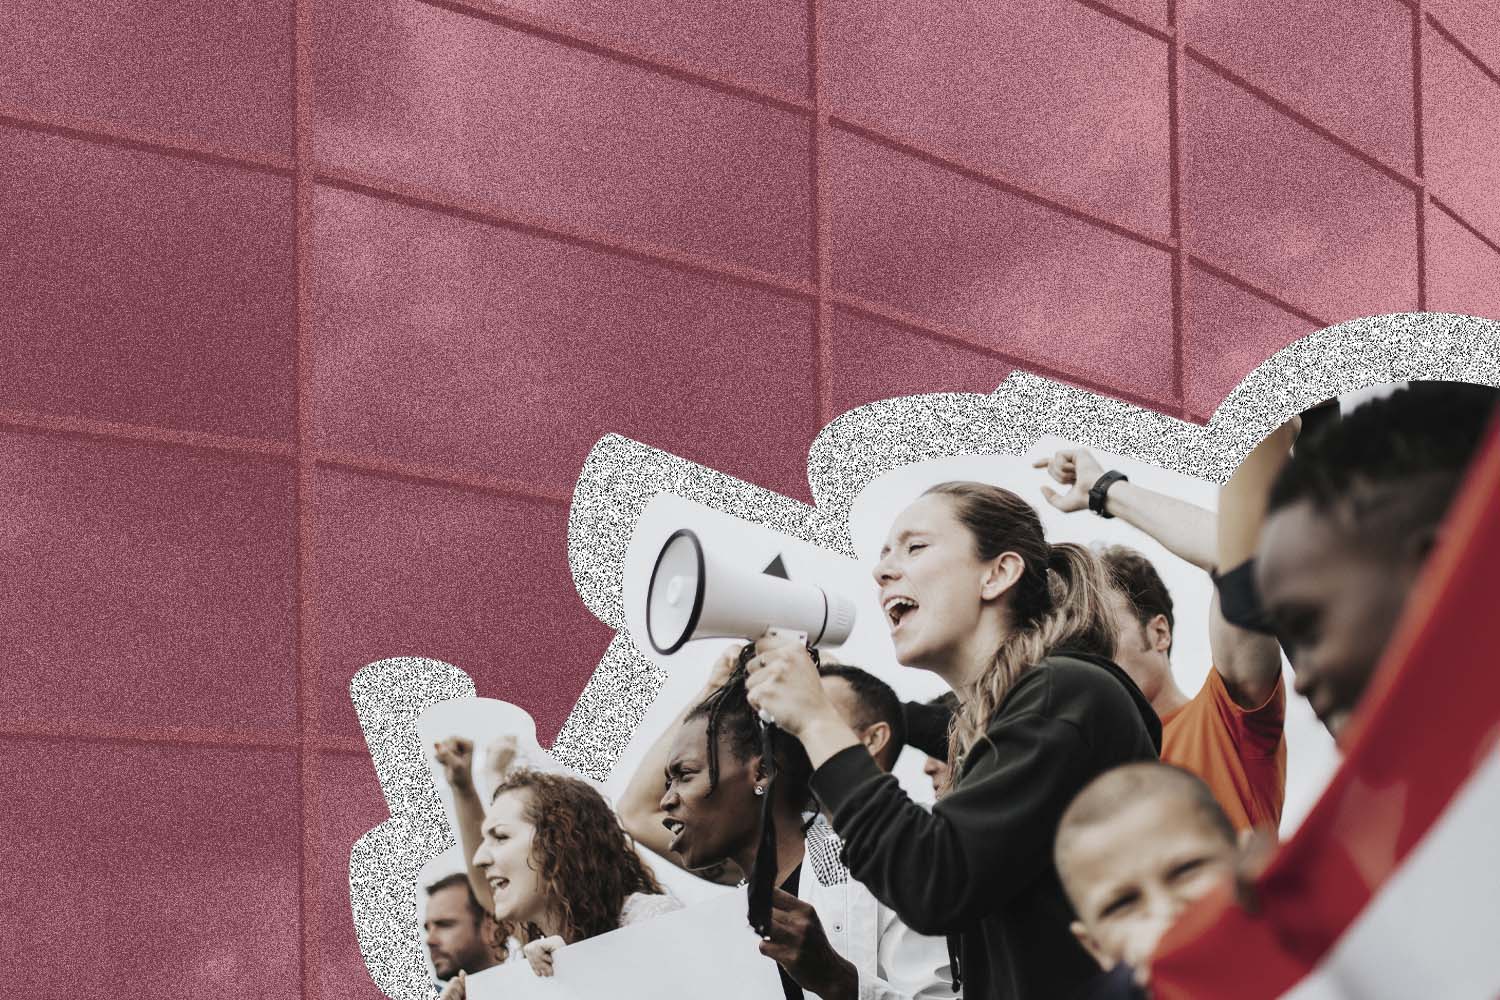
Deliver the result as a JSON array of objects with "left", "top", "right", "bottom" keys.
[
  {"left": 433, "top": 736, "right": 476, "bottom": 793},
  {"left": 485, "top": 733, "right": 520, "bottom": 779}
]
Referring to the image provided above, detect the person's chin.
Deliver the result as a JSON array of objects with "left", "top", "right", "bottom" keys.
[
  {"left": 890, "top": 628, "right": 919, "bottom": 663},
  {"left": 1324, "top": 708, "right": 1352, "bottom": 742},
  {"left": 892, "top": 633, "right": 935, "bottom": 670},
  {"left": 682, "top": 845, "right": 716, "bottom": 872}
]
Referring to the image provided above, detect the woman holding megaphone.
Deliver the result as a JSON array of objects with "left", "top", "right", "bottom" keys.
[{"left": 745, "top": 482, "right": 1162, "bottom": 1000}]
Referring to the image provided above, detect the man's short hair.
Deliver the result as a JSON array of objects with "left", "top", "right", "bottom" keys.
[
  {"left": 818, "top": 663, "right": 907, "bottom": 760},
  {"left": 1098, "top": 544, "right": 1175, "bottom": 655},
  {"left": 425, "top": 872, "right": 485, "bottom": 923},
  {"left": 1054, "top": 763, "right": 1234, "bottom": 902},
  {"left": 1268, "top": 381, "right": 1499, "bottom": 540}
]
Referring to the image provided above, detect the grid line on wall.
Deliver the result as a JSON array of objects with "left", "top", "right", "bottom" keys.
[
  {"left": 1414, "top": 0, "right": 1429, "bottom": 309},
  {"left": 810, "top": 0, "right": 832, "bottom": 428},
  {"left": 1426, "top": 13, "right": 1500, "bottom": 88},
  {"left": 829, "top": 114, "right": 1179, "bottom": 252},
  {"left": 0, "top": 408, "right": 299, "bottom": 459},
  {"left": 827, "top": 293, "right": 1202, "bottom": 417},
  {"left": 315, "top": 166, "right": 819, "bottom": 300},
  {"left": 1183, "top": 46, "right": 1422, "bottom": 192},
  {"left": 1185, "top": 255, "right": 1333, "bottom": 330},
  {"left": 315, "top": 452, "right": 573, "bottom": 505},
  {"left": 0, "top": 106, "right": 296, "bottom": 175},
  {"left": 1075, "top": 0, "right": 1172, "bottom": 42},
  {"left": 293, "top": 0, "right": 322, "bottom": 993},
  {"left": 1432, "top": 196, "right": 1500, "bottom": 257},
  {"left": 417, "top": 0, "right": 815, "bottom": 114},
  {"left": 0, "top": 720, "right": 370, "bottom": 757},
  {"left": 1167, "top": 0, "right": 1188, "bottom": 416}
]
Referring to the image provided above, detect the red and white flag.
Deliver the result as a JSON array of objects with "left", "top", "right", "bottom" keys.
[{"left": 1151, "top": 421, "right": 1500, "bottom": 1000}]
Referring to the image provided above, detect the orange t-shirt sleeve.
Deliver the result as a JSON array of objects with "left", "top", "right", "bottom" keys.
[
  {"left": 1160, "top": 669, "right": 1287, "bottom": 831},
  {"left": 1216, "top": 668, "right": 1286, "bottom": 758}
]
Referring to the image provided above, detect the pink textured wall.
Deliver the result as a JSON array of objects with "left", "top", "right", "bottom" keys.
[{"left": 2, "top": 2, "right": 1498, "bottom": 996}]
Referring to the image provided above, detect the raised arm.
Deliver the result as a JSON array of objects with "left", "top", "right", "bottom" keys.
[
  {"left": 1206, "top": 588, "right": 1284, "bottom": 709},
  {"left": 433, "top": 736, "right": 496, "bottom": 914},
  {"left": 1217, "top": 418, "right": 1300, "bottom": 570},
  {"left": 1034, "top": 448, "right": 1216, "bottom": 572},
  {"left": 615, "top": 644, "right": 744, "bottom": 886},
  {"left": 1209, "top": 418, "right": 1300, "bottom": 706}
]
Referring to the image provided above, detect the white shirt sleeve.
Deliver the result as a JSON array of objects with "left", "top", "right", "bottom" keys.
[
  {"left": 860, "top": 901, "right": 959, "bottom": 1000},
  {"left": 618, "top": 890, "right": 685, "bottom": 926}
]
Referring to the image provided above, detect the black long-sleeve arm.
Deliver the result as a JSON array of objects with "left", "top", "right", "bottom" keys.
[
  {"left": 810, "top": 709, "right": 1090, "bottom": 936},
  {"left": 901, "top": 699, "right": 956, "bottom": 761}
]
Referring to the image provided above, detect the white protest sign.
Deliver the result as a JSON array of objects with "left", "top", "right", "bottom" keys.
[{"left": 466, "top": 889, "right": 785, "bottom": 1000}]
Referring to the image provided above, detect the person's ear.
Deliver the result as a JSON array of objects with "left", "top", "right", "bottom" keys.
[
  {"left": 1148, "top": 613, "right": 1173, "bottom": 654},
  {"left": 981, "top": 551, "right": 1026, "bottom": 601},
  {"left": 1071, "top": 919, "right": 1111, "bottom": 972},
  {"left": 860, "top": 721, "right": 893, "bottom": 762}
]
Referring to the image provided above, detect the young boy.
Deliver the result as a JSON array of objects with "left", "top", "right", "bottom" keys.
[{"left": 1054, "top": 763, "right": 1244, "bottom": 992}]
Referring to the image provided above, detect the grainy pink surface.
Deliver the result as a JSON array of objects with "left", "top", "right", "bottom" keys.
[{"left": 4, "top": 2, "right": 1500, "bottom": 996}]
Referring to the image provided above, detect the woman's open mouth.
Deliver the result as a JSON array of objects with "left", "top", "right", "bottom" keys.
[
  {"left": 663, "top": 817, "right": 688, "bottom": 852},
  {"left": 883, "top": 595, "right": 918, "bottom": 633}
]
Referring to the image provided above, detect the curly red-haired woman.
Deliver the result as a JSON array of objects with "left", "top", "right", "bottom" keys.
[{"left": 439, "top": 769, "right": 679, "bottom": 999}]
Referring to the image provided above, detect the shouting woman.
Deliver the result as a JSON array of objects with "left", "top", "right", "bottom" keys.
[{"left": 745, "top": 482, "right": 1161, "bottom": 1000}]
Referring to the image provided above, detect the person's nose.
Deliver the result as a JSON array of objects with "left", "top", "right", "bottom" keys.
[
  {"left": 659, "top": 784, "right": 679, "bottom": 813},
  {"left": 1157, "top": 888, "right": 1189, "bottom": 925},
  {"left": 1133, "top": 889, "right": 1186, "bottom": 959},
  {"left": 873, "top": 553, "right": 899, "bottom": 587},
  {"left": 1291, "top": 663, "right": 1325, "bottom": 710}
]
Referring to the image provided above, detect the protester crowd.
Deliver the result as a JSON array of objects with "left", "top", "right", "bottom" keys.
[{"left": 419, "top": 382, "right": 1498, "bottom": 999}]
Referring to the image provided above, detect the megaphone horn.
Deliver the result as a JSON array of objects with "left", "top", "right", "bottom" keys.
[{"left": 645, "top": 529, "right": 857, "bottom": 655}]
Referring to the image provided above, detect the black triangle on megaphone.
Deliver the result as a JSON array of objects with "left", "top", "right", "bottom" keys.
[{"left": 762, "top": 554, "right": 789, "bottom": 579}]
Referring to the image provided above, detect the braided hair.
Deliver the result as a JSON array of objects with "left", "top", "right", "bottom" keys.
[{"left": 685, "top": 644, "right": 817, "bottom": 819}]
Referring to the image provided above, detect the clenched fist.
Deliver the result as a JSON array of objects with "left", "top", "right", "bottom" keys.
[{"left": 433, "top": 736, "right": 476, "bottom": 793}]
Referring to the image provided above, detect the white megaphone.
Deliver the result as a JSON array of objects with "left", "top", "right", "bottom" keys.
[{"left": 645, "top": 529, "right": 857, "bottom": 655}]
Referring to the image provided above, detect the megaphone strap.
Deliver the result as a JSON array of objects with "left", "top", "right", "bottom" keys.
[
  {"left": 745, "top": 641, "right": 820, "bottom": 939},
  {"left": 748, "top": 720, "right": 778, "bottom": 938}
]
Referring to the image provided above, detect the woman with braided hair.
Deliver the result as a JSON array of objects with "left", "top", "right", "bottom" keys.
[
  {"left": 436, "top": 768, "right": 680, "bottom": 999},
  {"left": 744, "top": 482, "right": 1162, "bottom": 1000},
  {"left": 619, "top": 644, "right": 957, "bottom": 999}
]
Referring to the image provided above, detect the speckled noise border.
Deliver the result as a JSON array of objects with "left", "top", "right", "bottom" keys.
[{"left": 347, "top": 312, "right": 1499, "bottom": 998}]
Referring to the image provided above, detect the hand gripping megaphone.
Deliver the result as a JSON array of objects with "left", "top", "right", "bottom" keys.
[{"left": 645, "top": 529, "right": 857, "bottom": 655}]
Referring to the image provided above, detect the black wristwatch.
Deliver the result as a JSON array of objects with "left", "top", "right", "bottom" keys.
[{"left": 1088, "top": 470, "right": 1129, "bottom": 518}]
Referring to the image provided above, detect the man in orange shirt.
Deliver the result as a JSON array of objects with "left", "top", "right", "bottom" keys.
[{"left": 1035, "top": 428, "right": 1294, "bottom": 833}]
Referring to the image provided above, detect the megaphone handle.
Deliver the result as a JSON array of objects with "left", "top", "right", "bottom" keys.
[{"left": 756, "top": 627, "right": 809, "bottom": 723}]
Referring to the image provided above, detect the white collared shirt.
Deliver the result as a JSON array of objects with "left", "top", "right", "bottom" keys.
[{"left": 797, "top": 818, "right": 958, "bottom": 1000}]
